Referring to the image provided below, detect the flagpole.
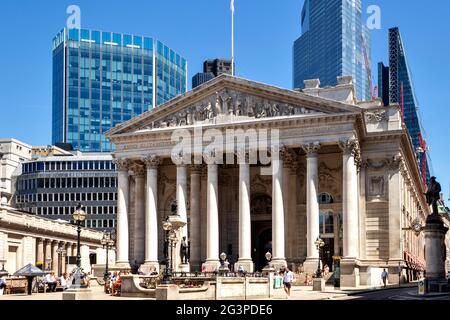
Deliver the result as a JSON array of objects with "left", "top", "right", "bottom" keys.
[{"left": 231, "top": 0, "right": 235, "bottom": 76}]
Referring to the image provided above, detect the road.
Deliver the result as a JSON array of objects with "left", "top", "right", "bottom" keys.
[{"left": 340, "top": 285, "right": 450, "bottom": 300}]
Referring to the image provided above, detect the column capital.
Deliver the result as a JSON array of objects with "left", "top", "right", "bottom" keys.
[
  {"left": 113, "top": 158, "right": 131, "bottom": 171},
  {"left": 144, "top": 154, "right": 162, "bottom": 169},
  {"left": 302, "top": 142, "right": 321, "bottom": 156},
  {"left": 172, "top": 150, "right": 191, "bottom": 166},
  {"left": 282, "top": 148, "right": 298, "bottom": 170},
  {"left": 130, "top": 161, "right": 146, "bottom": 177},
  {"left": 338, "top": 139, "right": 362, "bottom": 170}
]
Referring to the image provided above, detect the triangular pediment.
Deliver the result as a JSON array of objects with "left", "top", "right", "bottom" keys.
[{"left": 106, "top": 75, "right": 360, "bottom": 137}]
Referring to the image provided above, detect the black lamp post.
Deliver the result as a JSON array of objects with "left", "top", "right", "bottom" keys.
[
  {"left": 314, "top": 237, "right": 325, "bottom": 278},
  {"left": 71, "top": 204, "right": 87, "bottom": 288},
  {"left": 101, "top": 230, "right": 115, "bottom": 289}
]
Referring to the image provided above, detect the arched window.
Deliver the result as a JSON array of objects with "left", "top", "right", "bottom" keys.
[{"left": 318, "top": 192, "right": 334, "bottom": 204}]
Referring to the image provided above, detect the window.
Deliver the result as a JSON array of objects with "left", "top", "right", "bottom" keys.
[
  {"left": 318, "top": 192, "right": 334, "bottom": 204},
  {"left": 320, "top": 211, "right": 334, "bottom": 235}
]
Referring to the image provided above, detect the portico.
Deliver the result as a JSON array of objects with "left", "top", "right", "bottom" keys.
[{"left": 106, "top": 75, "right": 430, "bottom": 287}]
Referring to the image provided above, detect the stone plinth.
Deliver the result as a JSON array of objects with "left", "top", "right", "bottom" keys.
[
  {"left": 424, "top": 213, "right": 449, "bottom": 293},
  {"left": 313, "top": 278, "right": 325, "bottom": 291},
  {"left": 62, "top": 288, "right": 92, "bottom": 300},
  {"left": 155, "top": 284, "right": 179, "bottom": 300},
  {"left": 339, "top": 258, "right": 360, "bottom": 288}
]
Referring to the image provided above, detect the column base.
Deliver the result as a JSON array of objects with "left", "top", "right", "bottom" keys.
[
  {"left": 114, "top": 261, "right": 131, "bottom": 271},
  {"left": 202, "top": 260, "right": 221, "bottom": 272},
  {"left": 340, "top": 258, "right": 360, "bottom": 288},
  {"left": 303, "top": 257, "right": 319, "bottom": 275},
  {"left": 235, "top": 259, "right": 254, "bottom": 273},
  {"left": 270, "top": 258, "right": 287, "bottom": 272},
  {"left": 140, "top": 261, "right": 160, "bottom": 275}
]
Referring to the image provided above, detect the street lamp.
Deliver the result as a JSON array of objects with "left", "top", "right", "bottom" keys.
[
  {"left": 314, "top": 237, "right": 325, "bottom": 278},
  {"left": 219, "top": 252, "right": 229, "bottom": 276},
  {"left": 71, "top": 204, "right": 87, "bottom": 288},
  {"left": 56, "top": 245, "right": 67, "bottom": 276},
  {"left": 162, "top": 217, "right": 174, "bottom": 284},
  {"left": 101, "top": 230, "right": 115, "bottom": 289}
]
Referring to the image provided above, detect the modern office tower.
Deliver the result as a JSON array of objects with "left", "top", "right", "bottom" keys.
[
  {"left": 377, "top": 62, "right": 390, "bottom": 106},
  {"left": 192, "top": 59, "right": 233, "bottom": 88},
  {"left": 14, "top": 151, "right": 117, "bottom": 231},
  {"left": 378, "top": 27, "right": 429, "bottom": 183},
  {"left": 0, "top": 139, "right": 32, "bottom": 206},
  {"left": 192, "top": 72, "right": 215, "bottom": 89},
  {"left": 293, "top": 0, "right": 371, "bottom": 101},
  {"left": 52, "top": 28, "right": 187, "bottom": 152}
]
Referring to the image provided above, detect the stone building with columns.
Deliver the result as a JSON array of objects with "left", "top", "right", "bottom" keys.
[
  {"left": 0, "top": 205, "right": 112, "bottom": 276},
  {"left": 106, "top": 75, "right": 429, "bottom": 287}
]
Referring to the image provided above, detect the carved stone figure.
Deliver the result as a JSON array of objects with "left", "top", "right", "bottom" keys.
[
  {"left": 180, "top": 236, "right": 190, "bottom": 264},
  {"left": 207, "top": 101, "right": 214, "bottom": 119},
  {"left": 425, "top": 176, "right": 441, "bottom": 215}
]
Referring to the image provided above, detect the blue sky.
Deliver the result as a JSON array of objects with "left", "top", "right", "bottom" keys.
[{"left": 0, "top": 0, "right": 449, "bottom": 199}]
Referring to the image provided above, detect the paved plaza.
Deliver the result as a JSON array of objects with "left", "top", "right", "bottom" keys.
[{"left": 3, "top": 281, "right": 448, "bottom": 301}]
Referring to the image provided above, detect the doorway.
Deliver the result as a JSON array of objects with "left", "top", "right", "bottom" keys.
[
  {"left": 252, "top": 224, "right": 272, "bottom": 271},
  {"left": 322, "top": 238, "right": 334, "bottom": 271}
]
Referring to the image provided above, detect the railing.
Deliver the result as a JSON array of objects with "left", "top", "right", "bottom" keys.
[{"left": 138, "top": 272, "right": 267, "bottom": 289}]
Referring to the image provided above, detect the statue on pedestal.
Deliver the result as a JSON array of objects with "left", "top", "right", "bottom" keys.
[
  {"left": 180, "top": 236, "right": 190, "bottom": 264},
  {"left": 425, "top": 176, "right": 441, "bottom": 215}
]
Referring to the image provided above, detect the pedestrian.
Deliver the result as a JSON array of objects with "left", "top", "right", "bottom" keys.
[
  {"left": 0, "top": 275, "right": 6, "bottom": 296},
  {"left": 381, "top": 268, "right": 388, "bottom": 288},
  {"left": 282, "top": 267, "right": 294, "bottom": 297}
]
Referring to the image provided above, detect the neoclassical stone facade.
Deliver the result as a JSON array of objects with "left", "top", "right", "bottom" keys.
[
  {"left": 0, "top": 206, "right": 113, "bottom": 275},
  {"left": 106, "top": 75, "right": 429, "bottom": 287}
]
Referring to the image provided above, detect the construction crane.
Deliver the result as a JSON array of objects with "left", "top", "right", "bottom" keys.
[{"left": 360, "top": 33, "right": 377, "bottom": 100}]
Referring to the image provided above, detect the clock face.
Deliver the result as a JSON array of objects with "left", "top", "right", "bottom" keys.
[{"left": 413, "top": 224, "right": 422, "bottom": 232}]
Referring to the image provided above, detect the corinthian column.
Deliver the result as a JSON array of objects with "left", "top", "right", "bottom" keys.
[
  {"left": 202, "top": 152, "right": 221, "bottom": 271},
  {"left": 302, "top": 142, "right": 321, "bottom": 274},
  {"left": 143, "top": 155, "right": 161, "bottom": 273},
  {"left": 338, "top": 139, "right": 360, "bottom": 259},
  {"left": 189, "top": 165, "right": 202, "bottom": 271},
  {"left": 338, "top": 138, "right": 361, "bottom": 288},
  {"left": 271, "top": 146, "right": 286, "bottom": 269},
  {"left": 235, "top": 150, "right": 254, "bottom": 272},
  {"left": 114, "top": 159, "right": 131, "bottom": 269},
  {"left": 131, "top": 162, "right": 146, "bottom": 266}
]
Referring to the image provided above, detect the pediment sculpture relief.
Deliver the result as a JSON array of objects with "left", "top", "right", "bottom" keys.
[{"left": 143, "top": 90, "right": 321, "bottom": 130}]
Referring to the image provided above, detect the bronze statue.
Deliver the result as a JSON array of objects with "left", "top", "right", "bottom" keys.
[
  {"left": 180, "top": 236, "right": 190, "bottom": 264},
  {"left": 425, "top": 176, "right": 441, "bottom": 215}
]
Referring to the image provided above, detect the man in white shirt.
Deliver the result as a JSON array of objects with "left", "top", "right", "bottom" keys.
[
  {"left": 44, "top": 272, "right": 57, "bottom": 292},
  {"left": 282, "top": 267, "right": 294, "bottom": 297}
]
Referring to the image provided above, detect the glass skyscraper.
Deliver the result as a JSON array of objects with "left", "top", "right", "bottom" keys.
[
  {"left": 52, "top": 28, "right": 187, "bottom": 152},
  {"left": 293, "top": 0, "right": 371, "bottom": 101},
  {"left": 378, "top": 27, "right": 430, "bottom": 183}
]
